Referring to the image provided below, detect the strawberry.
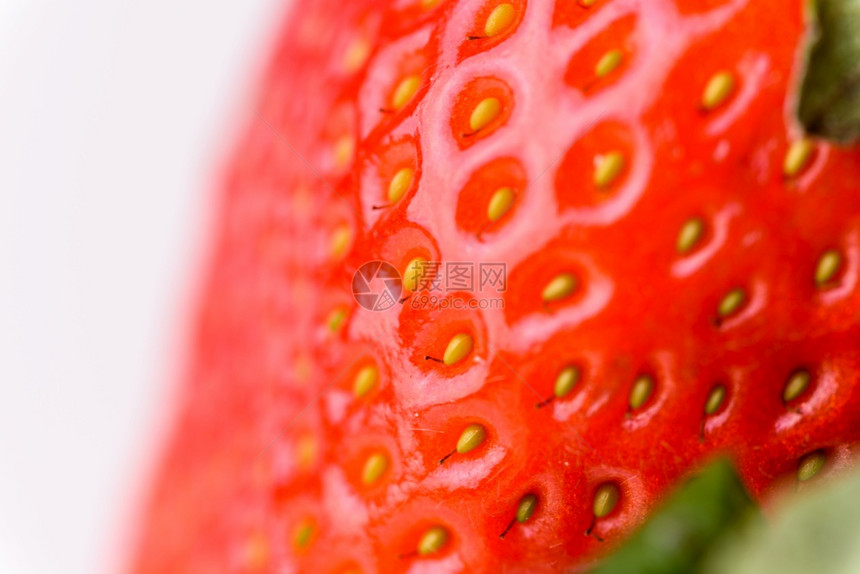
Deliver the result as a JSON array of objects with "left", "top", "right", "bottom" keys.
[{"left": 133, "top": 0, "right": 860, "bottom": 572}]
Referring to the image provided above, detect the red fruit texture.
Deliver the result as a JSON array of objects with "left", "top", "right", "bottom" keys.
[{"left": 134, "top": 0, "right": 860, "bottom": 572}]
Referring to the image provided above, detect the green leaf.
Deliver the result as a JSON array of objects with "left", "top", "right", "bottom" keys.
[
  {"left": 591, "top": 459, "right": 758, "bottom": 574},
  {"left": 704, "top": 464, "right": 860, "bottom": 574},
  {"left": 798, "top": 0, "right": 860, "bottom": 143}
]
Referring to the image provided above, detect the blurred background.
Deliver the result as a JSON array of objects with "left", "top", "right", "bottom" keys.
[{"left": 0, "top": 0, "right": 283, "bottom": 572}]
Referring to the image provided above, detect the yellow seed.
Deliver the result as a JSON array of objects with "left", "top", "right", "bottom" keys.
[
  {"left": 330, "top": 224, "right": 352, "bottom": 258},
  {"left": 361, "top": 452, "right": 389, "bottom": 485},
  {"left": 297, "top": 433, "right": 317, "bottom": 471},
  {"left": 705, "top": 385, "right": 726, "bottom": 415},
  {"left": 353, "top": 364, "right": 379, "bottom": 398},
  {"left": 797, "top": 450, "right": 826, "bottom": 482},
  {"left": 327, "top": 306, "right": 348, "bottom": 333},
  {"left": 783, "top": 369, "right": 811, "bottom": 403},
  {"left": 417, "top": 525, "right": 449, "bottom": 555},
  {"left": 717, "top": 287, "right": 747, "bottom": 318},
  {"left": 243, "top": 531, "right": 269, "bottom": 569},
  {"left": 815, "top": 249, "right": 842, "bottom": 287},
  {"left": 593, "top": 151, "right": 625, "bottom": 189},
  {"left": 391, "top": 75, "right": 422, "bottom": 110},
  {"left": 403, "top": 257, "right": 428, "bottom": 292},
  {"left": 579, "top": 0, "right": 598, "bottom": 5},
  {"left": 294, "top": 520, "right": 314, "bottom": 549},
  {"left": 593, "top": 483, "right": 620, "bottom": 518},
  {"left": 484, "top": 3, "right": 516, "bottom": 37},
  {"left": 554, "top": 366, "right": 581, "bottom": 399},
  {"left": 421, "top": 0, "right": 441, "bottom": 9},
  {"left": 629, "top": 374, "right": 654, "bottom": 411},
  {"left": 469, "top": 97, "right": 502, "bottom": 133},
  {"left": 456, "top": 423, "right": 487, "bottom": 454},
  {"left": 783, "top": 138, "right": 815, "bottom": 178},
  {"left": 701, "top": 71, "right": 735, "bottom": 111},
  {"left": 677, "top": 217, "right": 705, "bottom": 254},
  {"left": 595, "top": 49, "right": 623, "bottom": 78},
  {"left": 541, "top": 272, "right": 578, "bottom": 303},
  {"left": 443, "top": 333, "right": 474, "bottom": 366},
  {"left": 294, "top": 354, "right": 312, "bottom": 383},
  {"left": 388, "top": 167, "right": 414, "bottom": 203},
  {"left": 516, "top": 493, "right": 539, "bottom": 523},
  {"left": 343, "top": 38, "right": 371, "bottom": 73},
  {"left": 334, "top": 135, "right": 355, "bottom": 168},
  {"left": 487, "top": 187, "right": 516, "bottom": 222}
]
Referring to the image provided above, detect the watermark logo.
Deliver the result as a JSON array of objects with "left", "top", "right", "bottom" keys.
[
  {"left": 352, "top": 261, "right": 403, "bottom": 311},
  {"left": 352, "top": 260, "right": 507, "bottom": 312}
]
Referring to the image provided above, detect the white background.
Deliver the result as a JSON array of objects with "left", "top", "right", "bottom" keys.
[{"left": 0, "top": 0, "right": 282, "bottom": 572}]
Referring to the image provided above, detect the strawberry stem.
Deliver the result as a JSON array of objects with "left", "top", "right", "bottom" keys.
[
  {"left": 535, "top": 396, "right": 555, "bottom": 409},
  {"left": 439, "top": 449, "right": 456, "bottom": 465},
  {"left": 499, "top": 516, "right": 516, "bottom": 539}
]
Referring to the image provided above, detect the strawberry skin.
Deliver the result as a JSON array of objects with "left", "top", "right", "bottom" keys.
[{"left": 134, "top": 0, "right": 860, "bottom": 572}]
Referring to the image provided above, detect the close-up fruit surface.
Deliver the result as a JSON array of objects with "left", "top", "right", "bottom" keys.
[{"left": 134, "top": 0, "right": 860, "bottom": 572}]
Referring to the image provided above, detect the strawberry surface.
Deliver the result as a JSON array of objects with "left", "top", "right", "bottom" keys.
[{"left": 134, "top": 0, "right": 860, "bottom": 572}]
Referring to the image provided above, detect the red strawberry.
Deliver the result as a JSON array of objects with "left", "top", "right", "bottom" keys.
[{"left": 134, "top": 0, "right": 860, "bottom": 572}]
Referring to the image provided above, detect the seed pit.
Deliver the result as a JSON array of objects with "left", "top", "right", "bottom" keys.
[
  {"left": 364, "top": 136, "right": 420, "bottom": 212},
  {"left": 555, "top": 121, "right": 635, "bottom": 209},
  {"left": 586, "top": 482, "right": 620, "bottom": 540},
  {"left": 398, "top": 292, "right": 487, "bottom": 381},
  {"left": 455, "top": 157, "right": 527, "bottom": 237},
  {"left": 460, "top": 1, "right": 525, "bottom": 60},
  {"left": 450, "top": 77, "right": 514, "bottom": 147},
  {"left": 553, "top": 0, "right": 608, "bottom": 29},
  {"left": 564, "top": 15, "right": 636, "bottom": 92},
  {"left": 504, "top": 244, "right": 592, "bottom": 324},
  {"left": 500, "top": 493, "right": 539, "bottom": 538}
]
